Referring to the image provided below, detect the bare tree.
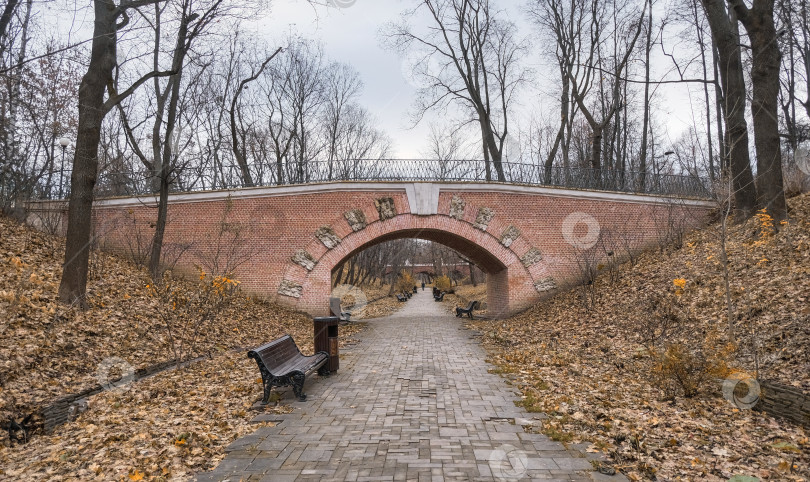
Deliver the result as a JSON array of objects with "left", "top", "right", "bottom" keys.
[
  {"left": 387, "top": 0, "right": 530, "bottom": 181},
  {"left": 322, "top": 62, "right": 362, "bottom": 180},
  {"left": 527, "top": 0, "right": 578, "bottom": 180},
  {"left": 59, "top": 0, "right": 175, "bottom": 306},
  {"left": 700, "top": 0, "right": 757, "bottom": 219},
  {"left": 115, "top": 0, "right": 232, "bottom": 280},
  {"left": 531, "top": 0, "right": 646, "bottom": 179},
  {"left": 147, "top": 0, "right": 231, "bottom": 280},
  {"left": 728, "top": 0, "right": 787, "bottom": 221},
  {"left": 229, "top": 45, "right": 281, "bottom": 187},
  {"left": 422, "top": 122, "right": 477, "bottom": 179}
]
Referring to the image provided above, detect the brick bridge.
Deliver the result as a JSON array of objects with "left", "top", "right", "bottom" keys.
[{"left": 30, "top": 182, "right": 712, "bottom": 317}]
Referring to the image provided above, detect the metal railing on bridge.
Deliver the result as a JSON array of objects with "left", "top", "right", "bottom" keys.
[{"left": 39, "top": 159, "right": 713, "bottom": 200}]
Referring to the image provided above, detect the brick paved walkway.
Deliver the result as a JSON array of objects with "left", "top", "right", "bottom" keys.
[{"left": 197, "top": 290, "right": 622, "bottom": 481}]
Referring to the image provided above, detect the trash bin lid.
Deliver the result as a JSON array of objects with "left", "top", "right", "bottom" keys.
[{"left": 313, "top": 316, "right": 339, "bottom": 323}]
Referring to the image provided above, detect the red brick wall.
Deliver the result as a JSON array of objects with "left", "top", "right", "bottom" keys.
[{"left": 32, "top": 183, "right": 712, "bottom": 318}]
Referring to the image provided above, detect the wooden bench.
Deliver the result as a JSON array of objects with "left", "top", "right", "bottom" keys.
[
  {"left": 395, "top": 293, "right": 407, "bottom": 302},
  {"left": 455, "top": 300, "right": 479, "bottom": 319},
  {"left": 248, "top": 335, "right": 328, "bottom": 403},
  {"left": 433, "top": 291, "right": 445, "bottom": 302}
]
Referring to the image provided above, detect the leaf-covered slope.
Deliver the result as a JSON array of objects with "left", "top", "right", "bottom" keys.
[
  {"left": 0, "top": 214, "right": 363, "bottom": 479},
  {"left": 471, "top": 192, "right": 810, "bottom": 481},
  {"left": 0, "top": 215, "right": 318, "bottom": 421}
]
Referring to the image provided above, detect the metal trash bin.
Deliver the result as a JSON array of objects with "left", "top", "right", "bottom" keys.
[{"left": 314, "top": 316, "right": 339, "bottom": 375}]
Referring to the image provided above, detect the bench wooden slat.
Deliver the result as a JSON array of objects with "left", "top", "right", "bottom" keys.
[
  {"left": 248, "top": 335, "right": 329, "bottom": 403},
  {"left": 455, "top": 300, "right": 479, "bottom": 318}
]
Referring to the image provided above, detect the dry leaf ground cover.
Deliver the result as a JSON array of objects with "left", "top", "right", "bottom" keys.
[
  {"left": 342, "top": 284, "right": 404, "bottom": 319},
  {"left": 0, "top": 215, "right": 361, "bottom": 479},
  {"left": 470, "top": 193, "right": 810, "bottom": 481},
  {"left": 444, "top": 283, "right": 488, "bottom": 317}
]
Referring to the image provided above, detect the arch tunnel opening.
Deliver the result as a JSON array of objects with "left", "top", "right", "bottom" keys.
[{"left": 329, "top": 229, "right": 509, "bottom": 318}]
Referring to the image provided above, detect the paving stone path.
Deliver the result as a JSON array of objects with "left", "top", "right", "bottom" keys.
[{"left": 197, "top": 290, "right": 623, "bottom": 481}]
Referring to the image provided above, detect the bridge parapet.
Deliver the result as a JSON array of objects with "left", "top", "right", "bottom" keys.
[{"left": 42, "top": 160, "right": 712, "bottom": 201}]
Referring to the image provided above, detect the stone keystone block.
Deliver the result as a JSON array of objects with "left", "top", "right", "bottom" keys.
[
  {"left": 375, "top": 197, "right": 397, "bottom": 221},
  {"left": 291, "top": 249, "right": 316, "bottom": 271},
  {"left": 449, "top": 195, "right": 466, "bottom": 219},
  {"left": 473, "top": 207, "right": 495, "bottom": 230},
  {"left": 344, "top": 209, "right": 367, "bottom": 231},
  {"left": 278, "top": 279, "right": 303, "bottom": 298},
  {"left": 315, "top": 226, "right": 341, "bottom": 249},
  {"left": 500, "top": 225, "right": 521, "bottom": 248},
  {"left": 521, "top": 247, "right": 543, "bottom": 267},
  {"left": 534, "top": 277, "right": 557, "bottom": 293}
]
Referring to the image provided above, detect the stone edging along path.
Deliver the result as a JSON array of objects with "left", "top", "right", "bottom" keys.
[{"left": 197, "top": 290, "right": 624, "bottom": 481}]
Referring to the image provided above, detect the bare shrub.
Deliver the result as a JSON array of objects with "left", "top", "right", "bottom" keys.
[
  {"left": 641, "top": 292, "right": 733, "bottom": 400},
  {"left": 650, "top": 343, "right": 710, "bottom": 399},
  {"left": 146, "top": 270, "right": 241, "bottom": 364},
  {"left": 29, "top": 203, "right": 67, "bottom": 236},
  {"left": 193, "top": 196, "right": 258, "bottom": 277}
]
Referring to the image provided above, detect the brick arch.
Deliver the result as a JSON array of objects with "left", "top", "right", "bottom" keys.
[
  {"left": 285, "top": 213, "right": 541, "bottom": 318},
  {"left": 57, "top": 182, "right": 713, "bottom": 320}
]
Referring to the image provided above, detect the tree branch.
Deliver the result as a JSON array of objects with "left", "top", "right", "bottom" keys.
[{"left": 103, "top": 69, "right": 176, "bottom": 114}]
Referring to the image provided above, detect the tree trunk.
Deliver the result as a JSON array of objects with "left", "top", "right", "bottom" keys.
[
  {"left": 149, "top": 9, "right": 193, "bottom": 280},
  {"left": 480, "top": 120, "right": 492, "bottom": 182},
  {"left": 694, "top": 0, "right": 716, "bottom": 181},
  {"left": 545, "top": 74, "right": 568, "bottom": 183},
  {"left": 713, "top": 42, "right": 727, "bottom": 173},
  {"left": 58, "top": 0, "right": 118, "bottom": 307},
  {"left": 591, "top": 124, "right": 603, "bottom": 178},
  {"left": 701, "top": 0, "right": 757, "bottom": 219},
  {"left": 729, "top": 0, "right": 787, "bottom": 221},
  {"left": 229, "top": 51, "right": 280, "bottom": 188},
  {"left": 0, "top": 0, "right": 20, "bottom": 46},
  {"left": 639, "top": 0, "right": 653, "bottom": 190}
]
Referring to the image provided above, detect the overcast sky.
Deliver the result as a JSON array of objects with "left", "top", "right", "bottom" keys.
[
  {"left": 238, "top": 0, "right": 705, "bottom": 160},
  {"left": 249, "top": 0, "right": 449, "bottom": 158},
  {"left": 46, "top": 0, "right": 701, "bottom": 159}
]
